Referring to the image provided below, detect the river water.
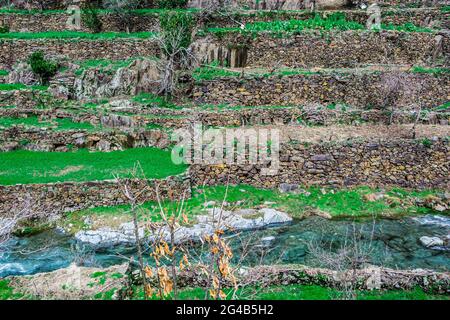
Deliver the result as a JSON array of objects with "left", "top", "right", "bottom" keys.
[{"left": 1, "top": 215, "right": 449, "bottom": 278}]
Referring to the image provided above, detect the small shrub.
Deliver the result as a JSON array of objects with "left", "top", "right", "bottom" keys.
[
  {"left": 28, "top": 51, "right": 58, "bottom": 85},
  {"left": 81, "top": 6, "right": 103, "bottom": 33},
  {"left": 157, "top": 0, "right": 188, "bottom": 9},
  {"left": 420, "top": 138, "right": 432, "bottom": 148},
  {"left": 0, "top": 24, "right": 9, "bottom": 34}
]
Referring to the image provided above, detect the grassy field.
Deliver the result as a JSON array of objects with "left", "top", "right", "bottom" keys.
[
  {"left": 58, "top": 184, "right": 445, "bottom": 233},
  {"left": 0, "top": 280, "right": 26, "bottom": 300},
  {"left": 124, "top": 283, "right": 449, "bottom": 301},
  {"left": 0, "top": 116, "right": 95, "bottom": 131},
  {"left": 192, "top": 64, "right": 449, "bottom": 81},
  {"left": 192, "top": 65, "right": 318, "bottom": 81},
  {"left": 0, "top": 83, "right": 48, "bottom": 91},
  {"left": 411, "top": 66, "right": 450, "bottom": 75},
  {"left": 1, "top": 277, "right": 446, "bottom": 301},
  {"left": 206, "top": 13, "right": 435, "bottom": 36},
  {"left": 0, "top": 148, "right": 187, "bottom": 185}
]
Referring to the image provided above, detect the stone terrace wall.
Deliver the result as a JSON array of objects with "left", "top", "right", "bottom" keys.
[
  {"left": 1, "top": 0, "right": 154, "bottom": 10},
  {"left": 193, "top": 72, "right": 450, "bottom": 109},
  {"left": 0, "top": 11, "right": 160, "bottom": 33},
  {"left": 3, "top": 0, "right": 447, "bottom": 10},
  {"left": 0, "top": 89, "right": 50, "bottom": 108},
  {"left": 0, "top": 38, "right": 160, "bottom": 68},
  {"left": 0, "top": 175, "right": 191, "bottom": 216},
  {"left": 2, "top": 105, "right": 448, "bottom": 134},
  {"left": 211, "top": 31, "right": 449, "bottom": 69},
  {"left": 1, "top": 8, "right": 447, "bottom": 32},
  {"left": 190, "top": 138, "right": 450, "bottom": 189},
  {"left": 192, "top": 107, "right": 450, "bottom": 127},
  {"left": 0, "top": 32, "right": 446, "bottom": 69},
  {"left": 189, "top": 0, "right": 450, "bottom": 9},
  {"left": 0, "top": 127, "right": 170, "bottom": 152}
]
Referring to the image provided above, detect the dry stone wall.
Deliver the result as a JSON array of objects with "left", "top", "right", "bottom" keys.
[
  {"left": 0, "top": 175, "right": 191, "bottom": 216},
  {"left": 0, "top": 89, "right": 51, "bottom": 108},
  {"left": 210, "top": 31, "right": 449, "bottom": 69},
  {"left": 0, "top": 11, "right": 160, "bottom": 33},
  {"left": 193, "top": 71, "right": 450, "bottom": 109},
  {"left": 0, "top": 8, "right": 447, "bottom": 32},
  {"left": 0, "top": 127, "right": 170, "bottom": 152},
  {"left": 0, "top": 9, "right": 450, "bottom": 32},
  {"left": 0, "top": 31, "right": 446, "bottom": 70},
  {"left": 187, "top": 0, "right": 450, "bottom": 9},
  {"left": 0, "top": 38, "right": 160, "bottom": 69},
  {"left": 192, "top": 106, "right": 450, "bottom": 127},
  {"left": 190, "top": 138, "right": 450, "bottom": 189}
]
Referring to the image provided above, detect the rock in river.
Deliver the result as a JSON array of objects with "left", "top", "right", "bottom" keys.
[
  {"left": 75, "top": 208, "right": 292, "bottom": 249},
  {"left": 419, "top": 236, "right": 444, "bottom": 248}
]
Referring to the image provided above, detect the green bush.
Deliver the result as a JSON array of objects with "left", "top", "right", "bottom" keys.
[
  {"left": 159, "top": 10, "right": 194, "bottom": 56},
  {"left": 81, "top": 6, "right": 103, "bottom": 33},
  {"left": 0, "top": 24, "right": 9, "bottom": 34},
  {"left": 157, "top": 0, "right": 188, "bottom": 9},
  {"left": 28, "top": 51, "right": 58, "bottom": 85}
]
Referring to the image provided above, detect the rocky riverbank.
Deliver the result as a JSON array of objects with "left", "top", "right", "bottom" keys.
[{"left": 74, "top": 207, "right": 293, "bottom": 249}]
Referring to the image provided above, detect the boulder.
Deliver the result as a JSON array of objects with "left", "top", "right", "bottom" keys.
[
  {"left": 75, "top": 222, "right": 144, "bottom": 249},
  {"left": 48, "top": 84, "right": 70, "bottom": 100},
  {"left": 260, "top": 208, "right": 293, "bottom": 225},
  {"left": 278, "top": 183, "right": 299, "bottom": 193},
  {"left": 76, "top": 207, "right": 292, "bottom": 249},
  {"left": 100, "top": 114, "right": 135, "bottom": 129},
  {"left": 96, "top": 139, "right": 112, "bottom": 152},
  {"left": 7, "top": 62, "right": 37, "bottom": 86},
  {"left": 419, "top": 236, "right": 444, "bottom": 248},
  {"left": 74, "top": 58, "right": 160, "bottom": 100},
  {"left": 107, "top": 99, "right": 135, "bottom": 111},
  {"left": 0, "top": 142, "right": 19, "bottom": 152}
]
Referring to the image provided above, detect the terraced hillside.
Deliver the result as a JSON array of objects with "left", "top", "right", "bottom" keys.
[{"left": 0, "top": 1, "right": 449, "bottom": 301}]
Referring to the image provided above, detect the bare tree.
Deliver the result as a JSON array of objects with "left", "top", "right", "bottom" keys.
[
  {"left": 1, "top": 197, "right": 35, "bottom": 247},
  {"left": 113, "top": 167, "right": 276, "bottom": 300},
  {"left": 114, "top": 164, "right": 151, "bottom": 299},
  {"left": 306, "top": 220, "right": 376, "bottom": 300},
  {"left": 157, "top": 10, "right": 195, "bottom": 97}
]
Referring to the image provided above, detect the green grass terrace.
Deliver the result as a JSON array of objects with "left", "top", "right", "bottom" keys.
[
  {"left": 61, "top": 184, "right": 447, "bottom": 230},
  {"left": 0, "top": 116, "right": 96, "bottom": 131},
  {"left": 192, "top": 64, "right": 450, "bottom": 81},
  {"left": 204, "top": 12, "right": 438, "bottom": 36},
  {"left": 0, "top": 148, "right": 187, "bottom": 185},
  {"left": 0, "top": 83, "right": 48, "bottom": 91}
]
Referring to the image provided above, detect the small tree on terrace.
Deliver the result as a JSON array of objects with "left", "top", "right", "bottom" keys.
[
  {"left": 28, "top": 51, "right": 58, "bottom": 85},
  {"left": 158, "top": 10, "right": 195, "bottom": 97}
]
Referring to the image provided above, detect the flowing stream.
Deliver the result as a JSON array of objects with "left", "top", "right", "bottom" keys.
[{"left": 1, "top": 215, "right": 449, "bottom": 278}]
